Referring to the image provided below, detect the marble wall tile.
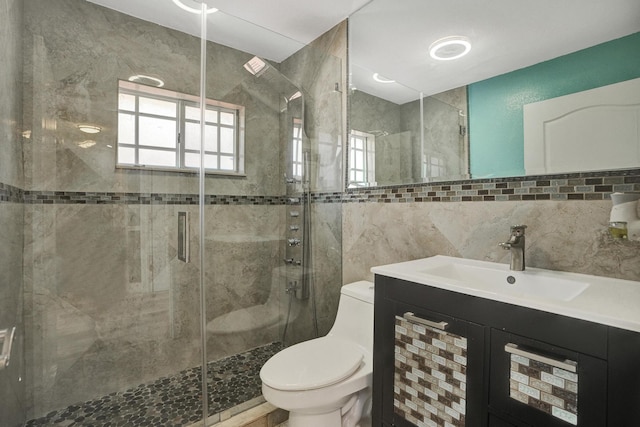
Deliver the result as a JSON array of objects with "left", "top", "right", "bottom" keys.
[
  {"left": 22, "top": 0, "right": 283, "bottom": 196},
  {"left": 0, "top": 203, "right": 26, "bottom": 427},
  {"left": 350, "top": 87, "right": 468, "bottom": 187},
  {"left": 279, "top": 22, "right": 347, "bottom": 344},
  {"left": 0, "top": 0, "right": 26, "bottom": 425},
  {"left": 310, "top": 203, "right": 344, "bottom": 336},
  {"left": 18, "top": 3, "right": 344, "bottom": 417},
  {"left": 342, "top": 200, "right": 640, "bottom": 284},
  {"left": 22, "top": 203, "right": 286, "bottom": 417},
  {"left": 422, "top": 95, "right": 468, "bottom": 181},
  {"left": 281, "top": 22, "right": 346, "bottom": 194},
  {"left": 0, "top": 0, "right": 23, "bottom": 188}
]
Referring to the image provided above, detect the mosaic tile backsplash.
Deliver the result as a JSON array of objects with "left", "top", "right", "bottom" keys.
[
  {"left": 341, "top": 169, "right": 640, "bottom": 204},
  {"left": 509, "top": 351, "right": 579, "bottom": 425},
  {"left": 394, "top": 315, "right": 468, "bottom": 427}
]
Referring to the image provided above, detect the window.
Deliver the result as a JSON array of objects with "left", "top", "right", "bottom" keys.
[
  {"left": 424, "top": 154, "right": 445, "bottom": 179},
  {"left": 117, "top": 80, "right": 245, "bottom": 174},
  {"left": 349, "top": 130, "right": 376, "bottom": 187},
  {"left": 291, "top": 118, "right": 303, "bottom": 179}
]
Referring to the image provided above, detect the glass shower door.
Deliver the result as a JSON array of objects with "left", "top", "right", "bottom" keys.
[{"left": 20, "top": 0, "right": 207, "bottom": 425}]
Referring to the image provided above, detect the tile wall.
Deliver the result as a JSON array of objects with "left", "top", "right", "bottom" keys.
[
  {"left": 0, "top": 0, "right": 26, "bottom": 425},
  {"left": 342, "top": 169, "right": 640, "bottom": 284},
  {"left": 16, "top": 0, "right": 346, "bottom": 419}
]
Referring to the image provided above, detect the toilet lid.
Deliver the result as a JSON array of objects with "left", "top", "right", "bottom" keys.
[{"left": 260, "top": 336, "right": 364, "bottom": 391}]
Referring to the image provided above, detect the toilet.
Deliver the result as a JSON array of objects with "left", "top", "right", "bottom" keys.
[{"left": 260, "top": 280, "right": 374, "bottom": 427}]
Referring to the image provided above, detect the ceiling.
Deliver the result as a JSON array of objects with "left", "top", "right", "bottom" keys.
[
  {"left": 350, "top": 0, "right": 640, "bottom": 103},
  {"left": 88, "top": 0, "right": 640, "bottom": 103}
]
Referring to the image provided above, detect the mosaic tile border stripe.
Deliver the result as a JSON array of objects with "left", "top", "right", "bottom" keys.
[
  {"left": 509, "top": 352, "right": 579, "bottom": 425},
  {"left": 341, "top": 169, "right": 640, "bottom": 204},
  {"left": 394, "top": 315, "right": 468, "bottom": 427},
  {"left": 21, "top": 192, "right": 290, "bottom": 205},
  {"left": 2, "top": 169, "right": 639, "bottom": 205},
  {"left": 0, "top": 182, "right": 23, "bottom": 203}
]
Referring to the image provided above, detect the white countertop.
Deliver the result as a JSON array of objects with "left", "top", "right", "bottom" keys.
[{"left": 371, "top": 255, "right": 640, "bottom": 333}]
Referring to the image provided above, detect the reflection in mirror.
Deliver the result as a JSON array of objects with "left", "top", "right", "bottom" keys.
[
  {"left": 348, "top": 70, "right": 469, "bottom": 188},
  {"left": 468, "top": 32, "right": 640, "bottom": 179},
  {"left": 348, "top": 0, "right": 640, "bottom": 189}
]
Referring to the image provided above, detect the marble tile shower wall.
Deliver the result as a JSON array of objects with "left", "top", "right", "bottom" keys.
[
  {"left": 279, "top": 21, "right": 347, "bottom": 337},
  {"left": 0, "top": 0, "right": 26, "bottom": 426},
  {"left": 19, "top": 0, "right": 347, "bottom": 420},
  {"left": 350, "top": 86, "right": 468, "bottom": 187},
  {"left": 23, "top": 203, "right": 285, "bottom": 417},
  {"left": 20, "top": 0, "right": 291, "bottom": 418},
  {"left": 22, "top": 0, "right": 284, "bottom": 196}
]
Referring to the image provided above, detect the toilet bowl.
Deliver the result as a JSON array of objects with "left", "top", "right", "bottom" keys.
[{"left": 260, "top": 280, "right": 374, "bottom": 427}]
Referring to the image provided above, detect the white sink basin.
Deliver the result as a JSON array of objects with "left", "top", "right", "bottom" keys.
[
  {"left": 371, "top": 255, "right": 640, "bottom": 333},
  {"left": 419, "top": 261, "right": 590, "bottom": 302}
]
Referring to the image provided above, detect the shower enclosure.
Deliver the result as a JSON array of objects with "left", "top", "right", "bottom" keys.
[{"left": 0, "top": 0, "right": 345, "bottom": 425}]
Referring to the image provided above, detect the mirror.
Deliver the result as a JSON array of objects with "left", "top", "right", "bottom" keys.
[
  {"left": 348, "top": 73, "right": 469, "bottom": 187},
  {"left": 348, "top": 0, "right": 640, "bottom": 188}
]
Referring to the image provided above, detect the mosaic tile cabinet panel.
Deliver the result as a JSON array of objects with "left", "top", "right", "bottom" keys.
[
  {"left": 508, "top": 347, "right": 579, "bottom": 425},
  {"left": 394, "top": 315, "right": 468, "bottom": 427}
]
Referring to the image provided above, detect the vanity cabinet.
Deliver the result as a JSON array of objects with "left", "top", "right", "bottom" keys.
[
  {"left": 373, "top": 275, "right": 640, "bottom": 427},
  {"left": 374, "top": 298, "right": 486, "bottom": 426}
]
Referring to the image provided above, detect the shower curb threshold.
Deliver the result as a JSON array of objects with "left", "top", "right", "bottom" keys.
[{"left": 186, "top": 400, "right": 288, "bottom": 427}]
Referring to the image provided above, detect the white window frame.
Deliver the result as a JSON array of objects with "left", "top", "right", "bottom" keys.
[
  {"left": 291, "top": 118, "right": 304, "bottom": 179},
  {"left": 349, "top": 130, "right": 376, "bottom": 187},
  {"left": 116, "top": 80, "right": 245, "bottom": 176}
]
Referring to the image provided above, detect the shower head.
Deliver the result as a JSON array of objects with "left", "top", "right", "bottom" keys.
[{"left": 243, "top": 56, "right": 269, "bottom": 77}]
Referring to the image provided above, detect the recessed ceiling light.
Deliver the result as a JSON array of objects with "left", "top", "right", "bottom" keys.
[
  {"left": 172, "top": 0, "right": 218, "bottom": 15},
  {"left": 128, "top": 74, "right": 165, "bottom": 87},
  {"left": 429, "top": 36, "right": 471, "bottom": 61},
  {"left": 372, "top": 73, "right": 396, "bottom": 84},
  {"left": 77, "top": 125, "right": 101, "bottom": 134}
]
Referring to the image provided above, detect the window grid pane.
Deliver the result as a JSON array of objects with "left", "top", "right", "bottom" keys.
[
  {"left": 292, "top": 120, "right": 303, "bottom": 178},
  {"left": 349, "top": 131, "right": 374, "bottom": 186},
  {"left": 117, "top": 83, "right": 242, "bottom": 173}
]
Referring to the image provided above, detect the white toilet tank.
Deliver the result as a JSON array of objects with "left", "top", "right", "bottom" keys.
[{"left": 327, "top": 281, "right": 374, "bottom": 351}]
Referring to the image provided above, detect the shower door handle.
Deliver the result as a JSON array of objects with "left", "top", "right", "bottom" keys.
[
  {"left": 178, "top": 212, "right": 190, "bottom": 263},
  {"left": 0, "top": 327, "right": 16, "bottom": 370}
]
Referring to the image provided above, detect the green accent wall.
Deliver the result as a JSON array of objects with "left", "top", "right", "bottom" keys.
[{"left": 468, "top": 32, "right": 640, "bottom": 178}]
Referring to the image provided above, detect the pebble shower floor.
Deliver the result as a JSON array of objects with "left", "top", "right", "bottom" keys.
[{"left": 24, "top": 343, "right": 281, "bottom": 427}]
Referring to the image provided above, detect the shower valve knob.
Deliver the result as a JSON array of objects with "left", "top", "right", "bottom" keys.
[{"left": 287, "top": 238, "right": 301, "bottom": 247}]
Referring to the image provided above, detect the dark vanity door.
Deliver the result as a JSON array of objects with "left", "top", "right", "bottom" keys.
[
  {"left": 489, "top": 329, "right": 607, "bottom": 427},
  {"left": 375, "top": 299, "right": 486, "bottom": 427}
]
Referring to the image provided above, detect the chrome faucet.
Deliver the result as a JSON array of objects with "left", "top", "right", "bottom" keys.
[{"left": 499, "top": 225, "right": 527, "bottom": 271}]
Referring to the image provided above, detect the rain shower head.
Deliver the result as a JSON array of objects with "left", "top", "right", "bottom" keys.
[{"left": 243, "top": 56, "right": 269, "bottom": 77}]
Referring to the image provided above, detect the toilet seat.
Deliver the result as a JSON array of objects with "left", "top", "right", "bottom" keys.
[{"left": 261, "top": 336, "right": 364, "bottom": 391}]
